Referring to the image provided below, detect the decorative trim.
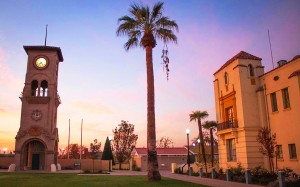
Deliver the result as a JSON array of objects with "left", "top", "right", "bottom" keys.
[
  {"left": 273, "top": 76, "right": 279, "bottom": 81},
  {"left": 15, "top": 126, "right": 51, "bottom": 140},
  {"left": 31, "top": 110, "right": 42, "bottom": 121},
  {"left": 233, "top": 64, "right": 247, "bottom": 70},
  {"left": 26, "top": 96, "right": 50, "bottom": 104}
]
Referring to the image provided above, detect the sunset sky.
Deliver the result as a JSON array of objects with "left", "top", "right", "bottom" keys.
[{"left": 1, "top": 0, "right": 300, "bottom": 152}]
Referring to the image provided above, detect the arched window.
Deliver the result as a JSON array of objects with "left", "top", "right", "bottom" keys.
[
  {"left": 40, "top": 80, "right": 48, "bottom": 97},
  {"left": 31, "top": 80, "right": 38, "bottom": 96},
  {"left": 224, "top": 72, "right": 229, "bottom": 85},
  {"left": 248, "top": 64, "right": 254, "bottom": 77}
]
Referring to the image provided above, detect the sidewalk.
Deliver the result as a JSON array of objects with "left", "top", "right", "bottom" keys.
[{"left": 159, "top": 171, "right": 262, "bottom": 187}]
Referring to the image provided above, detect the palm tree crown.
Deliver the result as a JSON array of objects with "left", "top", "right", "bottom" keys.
[
  {"left": 189, "top": 111, "right": 209, "bottom": 122},
  {"left": 116, "top": 1, "right": 178, "bottom": 50}
]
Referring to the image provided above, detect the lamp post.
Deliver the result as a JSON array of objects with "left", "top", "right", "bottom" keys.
[
  {"left": 2, "top": 148, "right": 7, "bottom": 154},
  {"left": 186, "top": 128, "right": 190, "bottom": 175}
]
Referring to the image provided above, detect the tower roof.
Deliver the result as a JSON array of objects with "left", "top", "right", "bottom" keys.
[
  {"left": 214, "top": 51, "right": 261, "bottom": 75},
  {"left": 23, "top": 46, "right": 64, "bottom": 62}
]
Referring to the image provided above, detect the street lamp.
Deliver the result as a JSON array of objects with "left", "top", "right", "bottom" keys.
[
  {"left": 186, "top": 128, "right": 190, "bottom": 176},
  {"left": 2, "top": 148, "right": 7, "bottom": 154}
]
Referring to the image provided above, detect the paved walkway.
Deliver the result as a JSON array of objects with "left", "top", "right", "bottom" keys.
[
  {"left": 0, "top": 169, "right": 263, "bottom": 187},
  {"left": 159, "top": 171, "right": 262, "bottom": 187}
]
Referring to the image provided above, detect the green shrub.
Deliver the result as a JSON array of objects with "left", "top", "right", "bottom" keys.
[
  {"left": 218, "top": 167, "right": 224, "bottom": 175},
  {"left": 132, "top": 164, "right": 141, "bottom": 171},
  {"left": 250, "top": 166, "right": 277, "bottom": 185},
  {"left": 230, "top": 163, "right": 245, "bottom": 183}
]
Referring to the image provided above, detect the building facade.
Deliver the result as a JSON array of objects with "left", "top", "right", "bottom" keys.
[
  {"left": 14, "top": 46, "right": 63, "bottom": 171},
  {"left": 131, "top": 147, "right": 195, "bottom": 171},
  {"left": 213, "top": 51, "right": 300, "bottom": 173}
]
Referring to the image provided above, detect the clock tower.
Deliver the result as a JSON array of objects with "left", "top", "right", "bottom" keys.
[{"left": 14, "top": 46, "right": 63, "bottom": 171}]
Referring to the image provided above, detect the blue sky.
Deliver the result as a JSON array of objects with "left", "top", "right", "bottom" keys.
[{"left": 0, "top": 0, "right": 300, "bottom": 152}]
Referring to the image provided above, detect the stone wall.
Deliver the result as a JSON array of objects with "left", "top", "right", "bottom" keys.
[
  {"left": 0, "top": 156, "right": 109, "bottom": 171},
  {"left": 58, "top": 159, "right": 109, "bottom": 171},
  {"left": 0, "top": 157, "right": 14, "bottom": 169}
]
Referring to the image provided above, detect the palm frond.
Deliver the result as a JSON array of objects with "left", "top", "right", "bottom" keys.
[
  {"left": 124, "top": 37, "right": 139, "bottom": 51},
  {"left": 150, "top": 2, "right": 163, "bottom": 24},
  {"left": 155, "top": 17, "right": 179, "bottom": 32},
  {"left": 203, "top": 120, "right": 218, "bottom": 129},
  {"left": 156, "top": 28, "right": 177, "bottom": 44},
  {"left": 189, "top": 111, "right": 209, "bottom": 122},
  {"left": 117, "top": 1, "right": 178, "bottom": 51}
]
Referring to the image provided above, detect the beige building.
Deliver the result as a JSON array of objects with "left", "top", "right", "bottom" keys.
[
  {"left": 131, "top": 147, "right": 194, "bottom": 171},
  {"left": 213, "top": 51, "right": 300, "bottom": 174}
]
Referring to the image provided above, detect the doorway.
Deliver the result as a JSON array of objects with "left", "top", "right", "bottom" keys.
[
  {"left": 32, "top": 154, "right": 40, "bottom": 170},
  {"left": 22, "top": 140, "right": 45, "bottom": 170}
]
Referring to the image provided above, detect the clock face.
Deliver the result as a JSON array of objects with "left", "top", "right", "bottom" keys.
[{"left": 35, "top": 57, "right": 47, "bottom": 69}]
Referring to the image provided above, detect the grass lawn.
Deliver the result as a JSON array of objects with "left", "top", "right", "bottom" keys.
[{"left": 0, "top": 173, "right": 209, "bottom": 187}]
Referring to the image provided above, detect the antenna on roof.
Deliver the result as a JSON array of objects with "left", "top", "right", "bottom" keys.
[
  {"left": 268, "top": 29, "right": 274, "bottom": 69},
  {"left": 44, "top": 24, "right": 48, "bottom": 46}
]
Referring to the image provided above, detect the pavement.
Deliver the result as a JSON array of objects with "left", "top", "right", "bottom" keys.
[{"left": 0, "top": 169, "right": 263, "bottom": 187}]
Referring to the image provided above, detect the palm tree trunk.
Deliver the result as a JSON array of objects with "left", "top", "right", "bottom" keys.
[
  {"left": 146, "top": 46, "right": 161, "bottom": 181},
  {"left": 210, "top": 128, "right": 214, "bottom": 167},
  {"left": 198, "top": 119, "right": 207, "bottom": 174}
]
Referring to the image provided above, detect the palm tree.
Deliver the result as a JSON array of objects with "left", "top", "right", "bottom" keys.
[
  {"left": 203, "top": 120, "right": 218, "bottom": 168},
  {"left": 116, "top": 2, "right": 178, "bottom": 181},
  {"left": 189, "top": 111, "right": 209, "bottom": 174}
]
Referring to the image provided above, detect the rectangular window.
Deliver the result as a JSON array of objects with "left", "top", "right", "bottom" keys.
[
  {"left": 281, "top": 88, "right": 291, "bottom": 109},
  {"left": 226, "top": 139, "right": 236, "bottom": 161},
  {"left": 225, "top": 107, "right": 234, "bottom": 123},
  {"left": 276, "top": 145, "right": 283, "bottom": 159},
  {"left": 288, "top": 144, "right": 297, "bottom": 159},
  {"left": 270, "top": 92, "right": 278, "bottom": 112}
]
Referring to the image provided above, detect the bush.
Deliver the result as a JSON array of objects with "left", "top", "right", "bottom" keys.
[
  {"left": 82, "top": 170, "right": 104, "bottom": 174},
  {"left": 250, "top": 166, "right": 277, "bottom": 185},
  {"left": 230, "top": 163, "right": 245, "bottom": 183},
  {"left": 132, "top": 165, "right": 141, "bottom": 171},
  {"left": 174, "top": 167, "right": 180, "bottom": 174}
]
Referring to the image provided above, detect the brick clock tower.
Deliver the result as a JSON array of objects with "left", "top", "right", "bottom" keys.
[{"left": 14, "top": 46, "right": 63, "bottom": 171}]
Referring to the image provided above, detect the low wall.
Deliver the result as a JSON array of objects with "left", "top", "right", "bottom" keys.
[
  {"left": 0, "top": 157, "right": 14, "bottom": 169},
  {"left": 0, "top": 157, "right": 109, "bottom": 171},
  {"left": 58, "top": 159, "right": 110, "bottom": 171}
]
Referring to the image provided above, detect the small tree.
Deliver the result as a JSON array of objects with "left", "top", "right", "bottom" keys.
[
  {"left": 257, "top": 127, "right": 276, "bottom": 173},
  {"left": 102, "top": 137, "right": 115, "bottom": 165},
  {"left": 157, "top": 136, "right": 174, "bottom": 148},
  {"left": 59, "top": 144, "right": 88, "bottom": 159},
  {"left": 112, "top": 120, "right": 138, "bottom": 170},
  {"left": 90, "top": 139, "right": 101, "bottom": 173},
  {"left": 203, "top": 120, "right": 218, "bottom": 167}
]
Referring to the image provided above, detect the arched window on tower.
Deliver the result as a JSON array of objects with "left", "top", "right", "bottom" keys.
[
  {"left": 41, "top": 80, "right": 48, "bottom": 97},
  {"left": 31, "top": 80, "right": 38, "bottom": 96},
  {"left": 248, "top": 64, "right": 254, "bottom": 77},
  {"left": 224, "top": 72, "right": 229, "bottom": 85}
]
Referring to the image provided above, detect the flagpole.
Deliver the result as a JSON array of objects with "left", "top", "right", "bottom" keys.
[
  {"left": 68, "top": 119, "right": 70, "bottom": 159},
  {"left": 80, "top": 119, "right": 83, "bottom": 159}
]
